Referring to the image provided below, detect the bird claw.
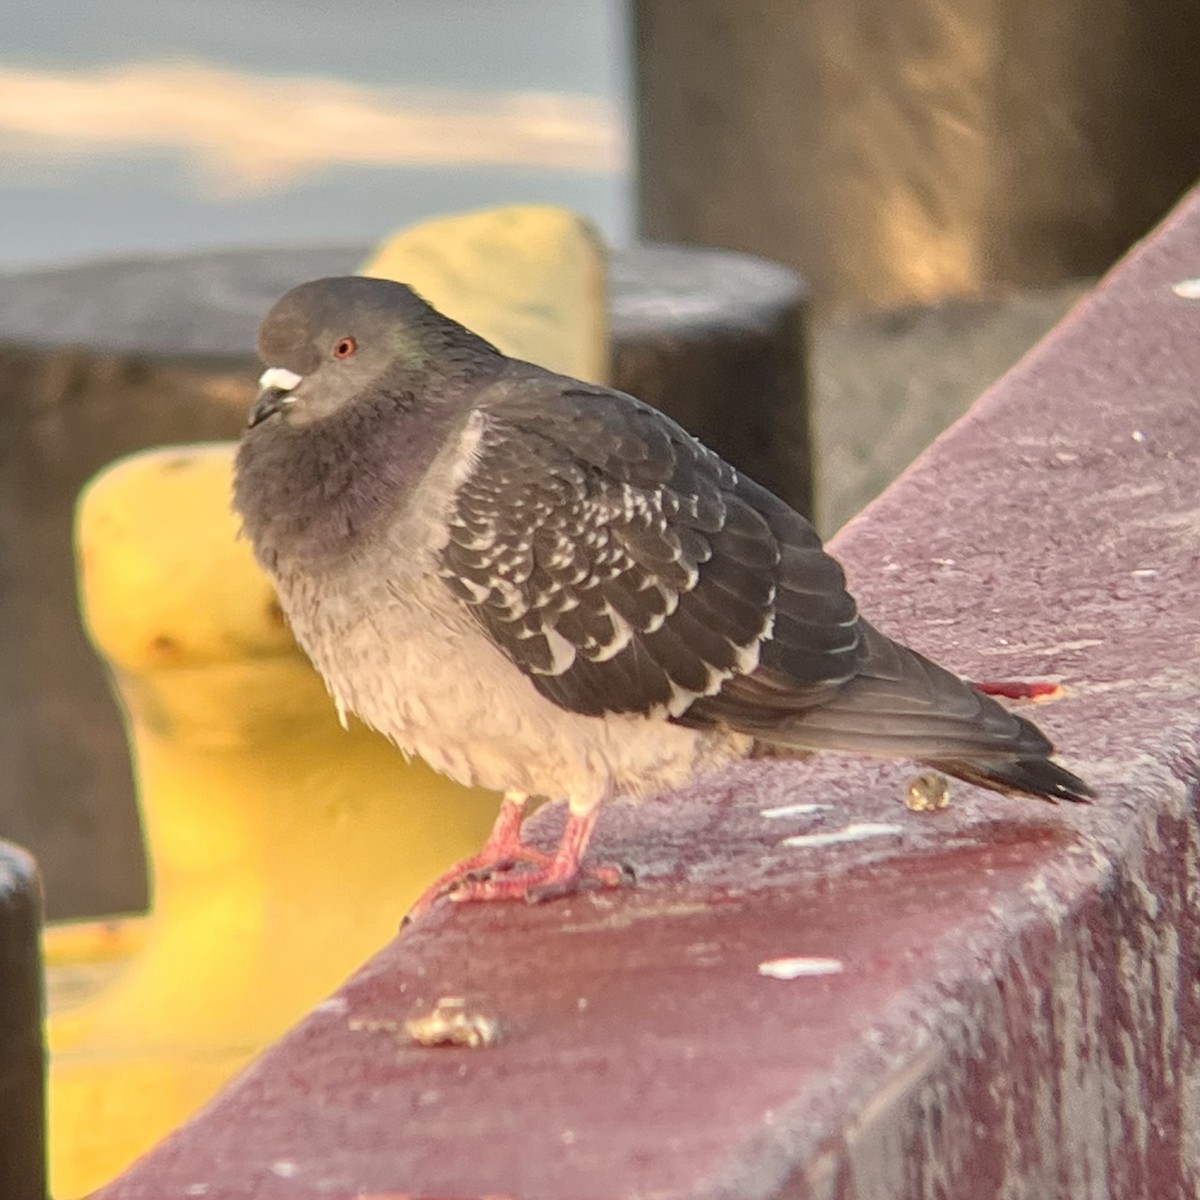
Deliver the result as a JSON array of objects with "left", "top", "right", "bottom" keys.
[
  {"left": 460, "top": 851, "right": 551, "bottom": 884},
  {"left": 449, "top": 859, "right": 634, "bottom": 906},
  {"left": 403, "top": 843, "right": 555, "bottom": 924},
  {"left": 403, "top": 801, "right": 629, "bottom": 922}
]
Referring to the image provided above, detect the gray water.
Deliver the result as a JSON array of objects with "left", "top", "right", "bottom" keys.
[{"left": 0, "top": 0, "right": 630, "bottom": 271}]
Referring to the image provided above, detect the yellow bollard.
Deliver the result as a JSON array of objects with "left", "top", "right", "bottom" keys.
[
  {"left": 360, "top": 204, "right": 607, "bottom": 383},
  {"left": 46, "top": 205, "right": 607, "bottom": 1197},
  {"left": 52, "top": 445, "right": 500, "bottom": 1194}
]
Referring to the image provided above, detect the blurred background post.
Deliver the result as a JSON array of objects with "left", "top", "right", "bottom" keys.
[{"left": 634, "top": 0, "right": 1200, "bottom": 309}]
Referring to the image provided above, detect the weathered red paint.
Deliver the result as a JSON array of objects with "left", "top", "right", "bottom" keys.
[
  {"left": 971, "top": 679, "right": 1063, "bottom": 701},
  {"left": 94, "top": 190, "right": 1200, "bottom": 1199}
]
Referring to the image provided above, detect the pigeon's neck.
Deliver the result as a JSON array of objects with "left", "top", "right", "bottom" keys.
[
  {"left": 234, "top": 383, "right": 476, "bottom": 570},
  {"left": 387, "top": 313, "right": 502, "bottom": 391}
]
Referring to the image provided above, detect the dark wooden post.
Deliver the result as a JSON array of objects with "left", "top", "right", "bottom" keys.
[
  {"left": 0, "top": 842, "right": 45, "bottom": 1200},
  {"left": 634, "top": 0, "right": 1200, "bottom": 307},
  {"left": 610, "top": 245, "right": 810, "bottom": 520}
]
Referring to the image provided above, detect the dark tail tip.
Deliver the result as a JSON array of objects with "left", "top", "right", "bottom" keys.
[{"left": 928, "top": 755, "right": 1095, "bottom": 804}]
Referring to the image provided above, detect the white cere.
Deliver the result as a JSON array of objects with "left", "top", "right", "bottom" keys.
[{"left": 258, "top": 366, "right": 303, "bottom": 392}]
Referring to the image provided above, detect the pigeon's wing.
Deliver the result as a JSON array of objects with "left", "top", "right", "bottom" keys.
[
  {"left": 438, "top": 378, "right": 862, "bottom": 719},
  {"left": 439, "top": 374, "right": 1093, "bottom": 805}
]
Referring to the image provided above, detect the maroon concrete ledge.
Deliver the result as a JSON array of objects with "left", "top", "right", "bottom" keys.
[{"left": 93, "top": 190, "right": 1200, "bottom": 1199}]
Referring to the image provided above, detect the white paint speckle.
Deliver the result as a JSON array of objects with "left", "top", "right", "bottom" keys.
[
  {"left": 1131, "top": 568, "right": 1159, "bottom": 579},
  {"left": 270, "top": 1161, "right": 299, "bottom": 1179},
  {"left": 184, "top": 1187, "right": 209, "bottom": 1198},
  {"left": 1171, "top": 277, "right": 1200, "bottom": 298},
  {"left": 313, "top": 996, "right": 349, "bottom": 1015},
  {"left": 760, "top": 802, "right": 834, "bottom": 819},
  {"left": 1132, "top": 429, "right": 1147, "bottom": 443},
  {"left": 783, "top": 822, "right": 904, "bottom": 849},
  {"left": 758, "top": 956, "right": 844, "bottom": 979}
]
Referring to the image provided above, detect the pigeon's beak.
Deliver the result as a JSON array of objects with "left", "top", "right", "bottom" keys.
[{"left": 248, "top": 367, "right": 303, "bottom": 427}]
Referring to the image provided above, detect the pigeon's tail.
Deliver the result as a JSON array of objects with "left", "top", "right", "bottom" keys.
[
  {"left": 921, "top": 750, "right": 1093, "bottom": 804},
  {"left": 757, "top": 622, "right": 1095, "bottom": 804}
]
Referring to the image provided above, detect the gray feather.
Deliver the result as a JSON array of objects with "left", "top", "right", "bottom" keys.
[
  {"left": 440, "top": 377, "right": 860, "bottom": 718},
  {"left": 443, "top": 370, "right": 1091, "bottom": 803}
]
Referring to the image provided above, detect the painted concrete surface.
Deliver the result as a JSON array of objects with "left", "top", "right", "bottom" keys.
[{"left": 92, "top": 189, "right": 1200, "bottom": 1197}]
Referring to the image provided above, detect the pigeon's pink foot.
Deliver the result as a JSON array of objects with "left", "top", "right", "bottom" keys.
[
  {"left": 405, "top": 791, "right": 552, "bottom": 922},
  {"left": 449, "top": 807, "right": 631, "bottom": 906},
  {"left": 972, "top": 679, "right": 1064, "bottom": 702},
  {"left": 450, "top": 858, "right": 629, "bottom": 905}
]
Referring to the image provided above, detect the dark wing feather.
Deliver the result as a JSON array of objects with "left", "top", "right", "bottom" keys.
[
  {"left": 439, "top": 376, "right": 862, "bottom": 719},
  {"left": 438, "top": 370, "right": 1094, "bottom": 804}
]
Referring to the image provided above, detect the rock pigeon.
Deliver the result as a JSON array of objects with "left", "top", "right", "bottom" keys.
[{"left": 233, "top": 275, "right": 1093, "bottom": 914}]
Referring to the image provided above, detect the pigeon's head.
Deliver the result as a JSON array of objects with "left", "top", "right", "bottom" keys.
[{"left": 248, "top": 275, "right": 499, "bottom": 430}]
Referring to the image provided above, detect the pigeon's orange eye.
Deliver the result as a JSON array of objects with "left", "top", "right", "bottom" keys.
[{"left": 332, "top": 336, "right": 357, "bottom": 359}]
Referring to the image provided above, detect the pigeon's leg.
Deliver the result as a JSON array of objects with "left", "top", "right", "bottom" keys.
[
  {"left": 405, "top": 790, "right": 552, "bottom": 920},
  {"left": 449, "top": 801, "right": 630, "bottom": 905},
  {"left": 462, "top": 789, "right": 551, "bottom": 869}
]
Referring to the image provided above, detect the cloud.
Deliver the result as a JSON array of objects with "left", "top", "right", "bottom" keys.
[{"left": 0, "top": 61, "right": 625, "bottom": 197}]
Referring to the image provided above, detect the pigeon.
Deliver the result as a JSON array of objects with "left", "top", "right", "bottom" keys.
[{"left": 233, "top": 275, "right": 1093, "bottom": 915}]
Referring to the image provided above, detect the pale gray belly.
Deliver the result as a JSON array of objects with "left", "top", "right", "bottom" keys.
[{"left": 271, "top": 559, "right": 750, "bottom": 807}]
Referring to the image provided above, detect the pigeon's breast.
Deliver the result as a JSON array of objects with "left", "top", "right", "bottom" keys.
[
  {"left": 279, "top": 555, "right": 749, "bottom": 804},
  {"left": 252, "top": 410, "right": 751, "bottom": 802},
  {"left": 233, "top": 393, "right": 472, "bottom": 570},
  {"left": 269, "top": 497, "right": 743, "bottom": 802}
]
